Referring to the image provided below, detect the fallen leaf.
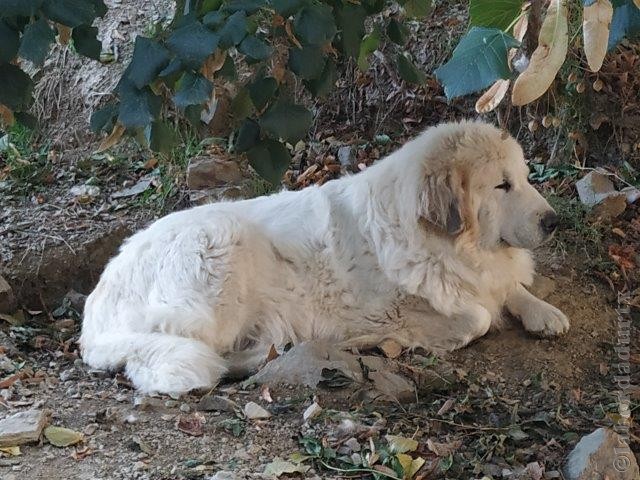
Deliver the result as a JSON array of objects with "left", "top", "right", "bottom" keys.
[
  {"left": 583, "top": 0, "right": 613, "bottom": 72},
  {"left": 608, "top": 244, "right": 635, "bottom": 271},
  {"left": 436, "top": 398, "right": 455, "bottom": 416},
  {"left": 175, "top": 412, "right": 206, "bottom": 436},
  {"left": 0, "top": 372, "right": 26, "bottom": 389},
  {"left": 260, "top": 385, "right": 273, "bottom": 403},
  {"left": 0, "top": 104, "right": 14, "bottom": 126},
  {"left": 71, "top": 446, "right": 92, "bottom": 460},
  {"left": 96, "top": 123, "right": 125, "bottom": 153},
  {"left": 426, "top": 438, "right": 462, "bottom": 457},
  {"left": 263, "top": 458, "right": 310, "bottom": 476},
  {"left": 386, "top": 435, "right": 418, "bottom": 453},
  {"left": 44, "top": 426, "right": 84, "bottom": 447},
  {"left": 56, "top": 24, "right": 72, "bottom": 45},
  {"left": 0, "top": 446, "right": 21, "bottom": 456},
  {"left": 378, "top": 338, "right": 403, "bottom": 359},
  {"left": 512, "top": 0, "right": 568, "bottom": 105},
  {"left": 266, "top": 344, "right": 279, "bottom": 362},
  {"left": 475, "top": 79, "right": 511, "bottom": 113}
]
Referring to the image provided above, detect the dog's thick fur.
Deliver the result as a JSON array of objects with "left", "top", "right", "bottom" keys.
[{"left": 81, "top": 120, "right": 569, "bottom": 394}]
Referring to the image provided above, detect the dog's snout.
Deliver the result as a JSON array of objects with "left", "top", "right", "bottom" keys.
[{"left": 540, "top": 211, "right": 559, "bottom": 235}]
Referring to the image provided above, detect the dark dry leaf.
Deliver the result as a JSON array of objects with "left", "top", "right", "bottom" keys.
[{"left": 176, "top": 412, "right": 206, "bottom": 436}]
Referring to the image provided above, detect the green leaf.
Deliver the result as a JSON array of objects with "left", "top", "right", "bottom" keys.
[
  {"left": 335, "top": 3, "right": 366, "bottom": 58},
  {"left": 272, "top": 0, "right": 308, "bottom": 17},
  {"left": 0, "top": 63, "right": 34, "bottom": 110},
  {"left": 184, "top": 104, "right": 202, "bottom": 127},
  {"left": 218, "top": 11, "right": 247, "bottom": 48},
  {"left": 288, "top": 45, "right": 326, "bottom": 80},
  {"left": 608, "top": 0, "right": 640, "bottom": 50},
  {"left": 469, "top": 0, "right": 522, "bottom": 30},
  {"left": 0, "top": 20, "right": 19, "bottom": 63},
  {"left": 44, "top": 426, "right": 83, "bottom": 447},
  {"left": 304, "top": 58, "right": 336, "bottom": 97},
  {"left": 159, "top": 58, "right": 182, "bottom": 77},
  {"left": 238, "top": 35, "right": 272, "bottom": 61},
  {"left": 118, "top": 82, "right": 159, "bottom": 129},
  {"left": 231, "top": 86, "right": 254, "bottom": 119},
  {"left": 14, "top": 111, "right": 37, "bottom": 129},
  {"left": 403, "top": 0, "right": 431, "bottom": 18},
  {"left": 127, "top": 37, "right": 171, "bottom": 88},
  {"left": 72, "top": 25, "right": 101, "bottom": 60},
  {"left": 19, "top": 18, "right": 55, "bottom": 66},
  {"left": 167, "top": 21, "right": 219, "bottom": 69},
  {"left": 387, "top": 18, "right": 408, "bottom": 45},
  {"left": 259, "top": 100, "right": 312, "bottom": 143},
  {"left": 173, "top": 71, "right": 213, "bottom": 109},
  {"left": 88, "top": 0, "right": 107, "bottom": 17},
  {"left": 361, "top": 0, "right": 385, "bottom": 14},
  {"left": 248, "top": 76, "right": 278, "bottom": 110},
  {"left": 396, "top": 53, "right": 425, "bottom": 84},
  {"left": 434, "top": 26, "right": 519, "bottom": 99},
  {"left": 235, "top": 118, "right": 260, "bottom": 152},
  {"left": 90, "top": 102, "right": 118, "bottom": 133},
  {"left": 200, "top": 0, "right": 223, "bottom": 14},
  {"left": 149, "top": 120, "right": 178, "bottom": 153},
  {"left": 247, "top": 139, "right": 290, "bottom": 184},
  {"left": 223, "top": 0, "right": 266, "bottom": 14},
  {"left": 293, "top": 4, "right": 337, "bottom": 46},
  {"left": 203, "top": 10, "right": 227, "bottom": 29},
  {"left": 218, "top": 53, "right": 237, "bottom": 80},
  {"left": 357, "top": 29, "right": 380, "bottom": 71},
  {"left": 0, "top": 0, "right": 43, "bottom": 17},
  {"left": 42, "top": 0, "right": 100, "bottom": 28}
]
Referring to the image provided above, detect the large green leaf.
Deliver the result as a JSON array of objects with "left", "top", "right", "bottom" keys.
[
  {"left": 117, "top": 82, "right": 160, "bottom": 129},
  {"left": 90, "top": 102, "right": 118, "bottom": 133},
  {"left": 293, "top": 4, "right": 337, "bottom": 46},
  {"left": 357, "top": 28, "right": 380, "bottom": 71},
  {"left": 218, "top": 53, "right": 237, "bottom": 80},
  {"left": 127, "top": 37, "right": 171, "bottom": 88},
  {"left": 272, "top": 0, "right": 308, "bottom": 17},
  {"left": 396, "top": 53, "right": 426, "bottom": 84},
  {"left": 19, "top": 18, "right": 55, "bottom": 66},
  {"left": 42, "top": 0, "right": 100, "bottom": 28},
  {"left": 387, "top": 18, "right": 409, "bottom": 45},
  {"left": 434, "top": 26, "right": 519, "bottom": 99},
  {"left": 149, "top": 120, "right": 178, "bottom": 153},
  {"left": 173, "top": 71, "right": 213, "bottom": 108},
  {"left": 304, "top": 58, "right": 336, "bottom": 97},
  {"left": 200, "top": 0, "right": 223, "bottom": 14},
  {"left": 259, "top": 100, "right": 312, "bottom": 143},
  {"left": 0, "top": 20, "right": 19, "bottom": 63},
  {"left": 403, "top": 0, "right": 431, "bottom": 18},
  {"left": 72, "top": 25, "right": 101, "bottom": 60},
  {"left": 608, "top": 0, "right": 640, "bottom": 50},
  {"left": 469, "top": 0, "right": 522, "bottom": 30},
  {"left": 203, "top": 10, "right": 227, "bottom": 29},
  {"left": 231, "top": 86, "right": 254, "bottom": 119},
  {"left": 248, "top": 76, "right": 278, "bottom": 110},
  {"left": 0, "top": 63, "right": 34, "bottom": 110},
  {"left": 335, "top": 3, "right": 366, "bottom": 58},
  {"left": 223, "top": 0, "right": 266, "bottom": 14},
  {"left": 88, "top": 0, "right": 107, "bottom": 17},
  {"left": 288, "top": 45, "right": 326, "bottom": 80},
  {"left": 238, "top": 35, "right": 272, "bottom": 61},
  {"left": 218, "top": 11, "right": 248, "bottom": 48},
  {"left": 167, "top": 21, "right": 219, "bottom": 69},
  {"left": 362, "top": 0, "right": 385, "bottom": 14},
  {"left": 247, "top": 139, "right": 290, "bottom": 184},
  {"left": 235, "top": 118, "right": 260, "bottom": 152},
  {"left": 0, "top": 0, "right": 44, "bottom": 17}
]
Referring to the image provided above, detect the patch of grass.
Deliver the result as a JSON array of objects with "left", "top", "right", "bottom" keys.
[{"left": 0, "top": 123, "right": 51, "bottom": 194}]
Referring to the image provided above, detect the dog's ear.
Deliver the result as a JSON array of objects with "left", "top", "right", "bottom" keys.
[{"left": 421, "top": 167, "right": 468, "bottom": 235}]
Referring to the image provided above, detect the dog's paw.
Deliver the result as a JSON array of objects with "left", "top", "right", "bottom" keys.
[{"left": 521, "top": 301, "right": 570, "bottom": 337}]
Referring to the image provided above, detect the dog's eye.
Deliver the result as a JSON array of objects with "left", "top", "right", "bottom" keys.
[{"left": 495, "top": 180, "right": 511, "bottom": 191}]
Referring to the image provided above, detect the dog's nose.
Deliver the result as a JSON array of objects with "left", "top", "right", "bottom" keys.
[{"left": 540, "top": 211, "right": 559, "bottom": 235}]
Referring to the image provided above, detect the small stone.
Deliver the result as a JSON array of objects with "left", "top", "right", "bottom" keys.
[
  {"left": 337, "top": 146, "right": 355, "bottom": 167},
  {"left": 302, "top": 402, "right": 322, "bottom": 422},
  {"left": 164, "top": 400, "right": 179, "bottom": 409},
  {"left": 187, "top": 156, "right": 242, "bottom": 190},
  {"left": 83, "top": 424, "right": 98, "bottom": 436},
  {"left": 197, "top": 395, "right": 238, "bottom": 413},
  {"left": 564, "top": 427, "right": 639, "bottom": 480},
  {"left": 243, "top": 402, "right": 271, "bottom": 420},
  {"left": 0, "top": 275, "right": 16, "bottom": 314},
  {"left": 575, "top": 171, "right": 617, "bottom": 207},
  {"left": 344, "top": 437, "right": 360, "bottom": 452},
  {"left": 209, "top": 471, "right": 237, "bottom": 480},
  {"left": 0, "top": 409, "right": 49, "bottom": 447},
  {"left": 179, "top": 403, "right": 191, "bottom": 413},
  {"left": 59, "top": 368, "right": 76, "bottom": 382},
  {"left": 124, "top": 414, "right": 138, "bottom": 424}
]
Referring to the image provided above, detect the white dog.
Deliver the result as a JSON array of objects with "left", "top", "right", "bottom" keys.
[{"left": 80, "top": 120, "right": 569, "bottom": 394}]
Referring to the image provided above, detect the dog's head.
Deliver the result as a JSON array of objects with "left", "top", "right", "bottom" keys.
[{"left": 419, "top": 122, "right": 558, "bottom": 250}]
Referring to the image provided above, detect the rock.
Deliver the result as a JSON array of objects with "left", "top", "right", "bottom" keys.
[
  {"left": 0, "top": 275, "right": 17, "bottom": 314},
  {"left": 564, "top": 427, "right": 639, "bottom": 480},
  {"left": 189, "top": 185, "right": 252, "bottom": 206},
  {"left": 63, "top": 289, "right": 87, "bottom": 313},
  {"left": 337, "top": 146, "right": 355, "bottom": 167},
  {"left": 621, "top": 186, "right": 640, "bottom": 204},
  {"left": 111, "top": 178, "right": 152, "bottom": 199},
  {"left": 243, "top": 402, "right": 271, "bottom": 420},
  {"left": 576, "top": 171, "right": 617, "bottom": 206},
  {"left": 529, "top": 274, "right": 557, "bottom": 301},
  {"left": 187, "top": 156, "right": 242, "bottom": 190},
  {"left": 208, "top": 471, "right": 237, "bottom": 480},
  {"left": 246, "top": 341, "right": 364, "bottom": 388},
  {"left": 0, "top": 409, "right": 49, "bottom": 446},
  {"left": 589, "top": 194, "right": 627, "bottom": 221},
  {"left": 197, "top": 395, "right": 238, "bottom": 413},
  {"left": 302, "top": 402, "right": 322, "bottom": 422},
  {"left": 179, "top": 403, "right": 191, "bottom": 413},
  {"left": 367, "top": 371, "right": 415, "bottom": 403},
  {"left": 70, "top": 184, "right": 101, "bottom": 201}
]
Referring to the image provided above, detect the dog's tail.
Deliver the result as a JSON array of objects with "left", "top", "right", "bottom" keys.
[{"left": 80, "top": 331, "right": 227, "bottom": 394}]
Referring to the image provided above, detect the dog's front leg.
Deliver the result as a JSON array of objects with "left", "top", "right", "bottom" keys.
[{"left": 506, "top": 284, "right": 569, "bottom": 336}]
